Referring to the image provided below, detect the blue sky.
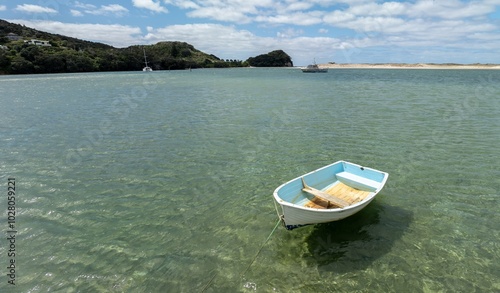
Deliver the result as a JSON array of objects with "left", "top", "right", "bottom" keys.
[{"left": 1, "top": 0, "right": 500, "bottom": 65}]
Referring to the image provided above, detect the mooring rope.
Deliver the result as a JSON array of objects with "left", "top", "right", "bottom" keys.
[
  {"left": 201, "top": 269, "right": 217, "bottom": 293},
  {"left": 201, "top": 219, "right": 281, "bottom": 292},
  {"left": 240, "top": 218, "right": 282, "bottom": 278},
  {"left": 202, "top": 202, "right": 283, "bottom": 292}
]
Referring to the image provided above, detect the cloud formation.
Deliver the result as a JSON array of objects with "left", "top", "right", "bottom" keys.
[
  {"left": 71, "top": 3, "right": 129, "bottom": 17},
  {"left": 3, "top": 0, "right": 500, "bottom": 64},
  {"left": 132, "top": 0, "right": 168, "bottom": 13},
  {"left": 161, "top": 0, "right": 500, "bottom": 61},
  {"left": 15, "top": 4, "right": 58, "bottom": 14}
]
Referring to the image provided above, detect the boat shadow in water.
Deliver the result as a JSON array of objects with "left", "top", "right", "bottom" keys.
[{"left": 304, "top": 200, "right": 412, "bottom": 273}]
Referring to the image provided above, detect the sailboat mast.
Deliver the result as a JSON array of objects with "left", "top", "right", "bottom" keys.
[
  {"left": 142, "top": 47, "right": 153, "bottom": 71},
  {"left": 143, "top": 48, "right": 149, "bottom": 67}
]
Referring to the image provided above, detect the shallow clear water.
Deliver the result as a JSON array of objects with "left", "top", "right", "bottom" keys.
[{"left": 0, "top": 68, "right": 499, "bottom": 292}]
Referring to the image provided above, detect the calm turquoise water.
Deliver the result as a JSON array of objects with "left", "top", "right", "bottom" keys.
[{"left": 1, "top": 68, "right": 499, "bottom": 292}]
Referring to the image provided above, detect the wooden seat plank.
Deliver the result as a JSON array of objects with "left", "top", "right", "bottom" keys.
[{"left": 301, "top": 178, "right": 349, "bottom": 208}]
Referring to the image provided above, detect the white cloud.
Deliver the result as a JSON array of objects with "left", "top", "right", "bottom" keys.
[
  {"left": 70, "top": 9, "right": 84, "bottom": 17},
  {"left": 170, "top": 0, "right": 275, "bottom": 22},
  {"left": 102, "top": 4, "right": 128, "bottom": 13},
  {"left": 144, "top": 23, "right": 272, "bottom": 59},
  {"left": 71, "top": 3, "right": 129, "bottom": 17},
  {"left": 132, "top": 0, "right": 168, "bottom": 13},
  {"left": 181, "top": 0, "right": 272, "bottom": 23},
  {"left": 142, "top": 23, "right": 346, "bottom": 64},
  {"left": 145, "top": 23, "right": 256, "bottom": 48},
  {"left": 187, "top": 7, "right": 251, "bottom": 23},
  {"left": 74, "top": 1, "right": 96, "bottom": 10},
  {"left": 277, "top": 28, "right": 304, "bottom": 38},
  {"left": 164, "top": 0, "right": 500, "bottom": 31},
  {"left": 171, "top": 0, "right": 200, "bottom": 9},
  {"left": 283, "top": 1, "right": 315, "bottom": 12},
  {"left": 408, "top": 0, "right": 496, "bottom": 19},
  {"left": 321, "top": 1, "right": 499, "bottom": 49},
  {"left": 256, "top": 10, "right": 325, "bottom": 25},
  {"left": 338, "top": 16, "right": 407, "bottom": 32},
  {"left": 0, "top": 5, "right": 6, "bottom": 11},
  {"left": 323, "top": 10, "right": 356, "bottom": 24},
  {"left": 15, "top": 4, "right": 58, "bottom": 14},
  {"left": 347, "top": 2, "right": 408, "bottom": 16},
  {"left": 86, "top": 4, "right": 129, "bottom": 16}
]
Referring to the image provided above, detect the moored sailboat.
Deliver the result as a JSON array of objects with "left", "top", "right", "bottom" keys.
[{"left": 142, "top": 48, "right": 153, "bottom": 72}]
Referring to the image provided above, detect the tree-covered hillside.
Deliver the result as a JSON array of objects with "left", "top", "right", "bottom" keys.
[
  {"left": 246, "top": 50, "right": 293, "bottom": 67},
  {"left": 0, "top": 19, "right": 294, "bottom": 74},
  {"left": 0, "top": 19, "right": 245, "bottom": 74}
]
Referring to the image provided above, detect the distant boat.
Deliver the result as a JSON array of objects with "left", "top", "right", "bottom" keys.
[
  {"left": 273, "top": 161, "right": 388, "bottom": 230},
  {"left": 301, "top": 60, "right": 328, "bottom": 73},
  {"left": 142, "top": 48, "right": 153, "bottom": 72}
]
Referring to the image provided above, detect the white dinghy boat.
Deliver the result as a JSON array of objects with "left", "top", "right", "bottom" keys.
[{"left": 273, "top": 161, "right": 388, "bottom": 230}]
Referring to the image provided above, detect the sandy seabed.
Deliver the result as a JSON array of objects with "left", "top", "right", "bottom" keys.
[{"left": 317, "top": 63, "right": 500, "bottom": 70}]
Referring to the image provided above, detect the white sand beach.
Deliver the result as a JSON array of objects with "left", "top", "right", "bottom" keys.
[{"left": 318, "top": 63, "right": 500, "bottom": 70}]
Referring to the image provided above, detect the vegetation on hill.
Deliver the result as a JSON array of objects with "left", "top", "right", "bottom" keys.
[
  {"left": 246, "top": 50, "right": 293, "bottom": 67},
  {"left": 0, "top": 19, "right": 293, "bottom": 74},
  {"left": 0, "top": 20, "right": 242, "bottom": 74}
]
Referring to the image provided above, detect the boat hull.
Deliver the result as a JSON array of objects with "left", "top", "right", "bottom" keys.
[
  {"left": 273, "top": 161, "right": 388, "bottom": 230},
  {"left": 301, "top": 69, "right": 328, "bottom": 73},
  {"left": 301, "top": 63, "right": 328, "bottom": 73},
  {"left": 280, "top": 196, "right": 376, "bottom": 229}
]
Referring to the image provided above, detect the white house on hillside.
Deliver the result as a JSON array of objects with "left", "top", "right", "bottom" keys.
[{"left": 24, "top": 39, "right": 51, "bottom": 46}]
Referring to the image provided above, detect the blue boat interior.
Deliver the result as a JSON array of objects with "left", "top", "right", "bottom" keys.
[{"left": 277, "top": 162, "right": 386, "bottom": 206}]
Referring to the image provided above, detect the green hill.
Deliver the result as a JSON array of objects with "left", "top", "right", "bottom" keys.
[
  {"left": 246, "top": 50, "right": 293, "bottom": 67},
  {"left": 0, "top": 19, "right": 293, "bottom": 74},
  {"left": 0, "top": 19, "right": 245, "bottom": 74}
]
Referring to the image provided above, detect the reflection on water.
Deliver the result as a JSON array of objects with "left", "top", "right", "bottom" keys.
[{"left": 306, "top": 201, "right": 412, "bottom": 272}]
